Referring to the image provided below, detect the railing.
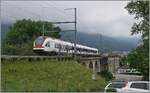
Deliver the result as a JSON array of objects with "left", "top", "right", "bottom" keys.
[
  {"left": 1, "top": 55, "right": 102, "bottom": 63},
  {"left": 1, "top": 55, "right": 73, "bottom": 62}
]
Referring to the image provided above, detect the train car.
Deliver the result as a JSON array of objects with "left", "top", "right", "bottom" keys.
[{"left": 33, "top": 36, "right": 99, "bottom": 55}]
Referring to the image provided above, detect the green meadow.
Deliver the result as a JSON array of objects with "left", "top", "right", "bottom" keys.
[{"left": 1, "top": 60, "right": 106, "bottom": 92}]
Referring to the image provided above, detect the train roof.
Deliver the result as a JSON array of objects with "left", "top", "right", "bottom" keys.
[{"left": 77, "top": 44, "right": 98, "bottom": 51}]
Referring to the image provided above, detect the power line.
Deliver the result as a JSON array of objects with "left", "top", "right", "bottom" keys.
[
  {"left": 44, "top": 1, "right": 74, "bottom": 19},
  {"left": 37, "top": 3, "right": 66, "bottom": 21},
  {"left": 49, "top": 1, "right": 74, "bottom": 16}
]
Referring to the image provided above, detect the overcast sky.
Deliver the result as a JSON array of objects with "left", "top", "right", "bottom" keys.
[{"left": 1, "top": 1, "right": 140, "bottom": 38}]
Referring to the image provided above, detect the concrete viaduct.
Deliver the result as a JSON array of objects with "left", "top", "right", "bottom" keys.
[{"left": 77, "top": 55, "right": 120, "bottom": 79}]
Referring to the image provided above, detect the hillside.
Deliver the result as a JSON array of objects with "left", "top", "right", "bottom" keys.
[
  {"left": 1, "top": 23, "right": 11, "bottom": 40},
  {"left": 60, "top": 31, "right": 139, "bottom": 51},
  {"left": 1, "top": 60, "right": 106, "bottom": 92}
]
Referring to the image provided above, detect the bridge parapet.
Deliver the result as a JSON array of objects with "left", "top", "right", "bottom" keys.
[{"left": 1, "top": 55, "right": 73, "bottom": 62}]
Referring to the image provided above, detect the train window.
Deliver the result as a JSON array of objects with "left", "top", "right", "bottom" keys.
[
  {"left": 64, "top": 45, "right": 67, "bottom": 50},
  {"left": 63, "top": 45, "right": 66, "bottom": 50},
  {"left": 68, "top": 46, "right": 72, "bottom": 50},
  {"left": 55, "top": 43, "right": 59, "bottom": 48},
  {"left": 45, "top": 42, "right": 50, "bottom": 47},
  {"left": 79, "top": 48, "right": 82, "bottom": 52},
  {"left": 35, "top": 36, "right": 44, "bottom": 45},
  {"left": 55, "top": 44, "right": 57, "bottom": 48},
  {"left": 71, "top": 46, "right": 74, "bottom": 50},
  {"left": 65, "top": 46, "right": 68, "bottom": 51},
  {"left": 59, "top": 44, "right": 62, "bottom": 49}
]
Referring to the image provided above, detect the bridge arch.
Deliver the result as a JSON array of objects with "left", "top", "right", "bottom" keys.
[{"left": 89, "top": 61, "right": 93, "bottom": 70}]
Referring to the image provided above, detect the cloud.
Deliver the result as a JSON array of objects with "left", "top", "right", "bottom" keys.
[{"left": 1, "top": 1, "right": 139, "bottom": 38}]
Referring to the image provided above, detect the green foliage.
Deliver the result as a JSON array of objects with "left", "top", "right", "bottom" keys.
[
  {"left": 97, "top": 70, "right": 113, "bottom": 81},
  {"left": 2, "top": 39, "right": 34, "bottom": 55},
  {"left": 125, "top": 1, "right": 149, "bottom": 39},
  {"left": 2, "top": 19, "right": 61, "bottom": 55},
  {"left": 125, "top": 1, "right": 149, "bottom": 80},
  {"left": 1, "top": 60, "right": 106, "bottom": 92},
  {"left": 120, "top": 56, "right": 127, "bottom": 66},
  {"left": 106, "top": 88, "right": 117, "bottom": 92},
  {"left": 127, "top": 45, "right": 149, "bottom": 80}
]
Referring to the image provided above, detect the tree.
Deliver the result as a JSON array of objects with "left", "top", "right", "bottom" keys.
[
  {"left": 125, "top": 1, "right": 149, "bottom": 80},
  {"left": 119, "top": 56, "right": 127, "bottom": 66},
  {"left": 2, "top": 19, "right": 61, "bottom": 55}
]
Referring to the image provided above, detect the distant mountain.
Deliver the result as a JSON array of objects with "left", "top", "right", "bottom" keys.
[
  {"left": 60, "top": 31, "right": 139, "bottom": 52},
  {"left": 1, "top": 23, "right": 11, "bottom": 40},
  {"left": 1, "top": 23, "right": 139, "bottom": 51}
]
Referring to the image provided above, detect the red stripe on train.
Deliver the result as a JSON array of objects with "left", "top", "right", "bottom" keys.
[{"left": 34, "top": 44, "right": 44, "bottom": 48}]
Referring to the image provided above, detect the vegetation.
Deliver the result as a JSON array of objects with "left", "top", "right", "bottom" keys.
[
  {"left": 106, "top": 88, "right": 117, "bottom": 92},
  {"left": 1, "top": 60, "right": 106, "bottom": 92},
  {"left": 119, "top": 56, "right": 127, "bottom": 66},
  {"left": 2, "top": 19, "right": 61, "bottom": 55},
  {"left": 97, "top": 70, "right": 113, "bottom": 81},
  {"left": 125, "top": 1, "right": 149, "bottom": 80}
]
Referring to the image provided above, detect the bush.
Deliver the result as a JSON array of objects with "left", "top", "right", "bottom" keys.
[
  {"left": 106, "top": 88, "right": 117, "bottom": 92},
  {"left": 2, "top": 40, "right": 34, "bottom": 55},
  {"left": 97, "top": 70, "right": 113, "bottom": 81}
]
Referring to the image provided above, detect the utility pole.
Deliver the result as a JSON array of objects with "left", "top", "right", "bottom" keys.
[
  {"left": 74, "top": 8, "right": 77, "bottom": 60},
  {"left": 98, "top": 33, "right": 102, "bottom": 54},
  {"left": 46, "top": 8, "right": 77, "bottom": 60},
  {"left": 63, "top": 8, "right": 77, "bottom": 60},
  {"left": 100, "top": 34, "right": 102, "bottom": 53},
  {"left": 42, "top": 24, "right": 45, "bottom": 36},
  {"left": 42, "top": 6, "right": 45, "bottom": 36}
]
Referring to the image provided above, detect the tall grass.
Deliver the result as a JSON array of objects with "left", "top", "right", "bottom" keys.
[{"left": 1, "top": 60, "right": 106, "bottom": 92}]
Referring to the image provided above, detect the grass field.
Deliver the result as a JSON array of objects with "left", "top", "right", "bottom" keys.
[{"left": 1, "top": 60, "right": 107, "bottom": 92}]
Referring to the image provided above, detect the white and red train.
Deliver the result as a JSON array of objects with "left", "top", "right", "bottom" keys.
[{"left": 33, "top": 36, "right": 99, "bottom": 55}]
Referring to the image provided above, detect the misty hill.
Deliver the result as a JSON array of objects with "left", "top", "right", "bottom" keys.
[
  {"left": 1, "top": 23, "right": 139, "bottom": 51},
  {"left": 1, "top": 23, "right": 11, "bottom": 40},
  {"left": 60, "top": 31, "right": 139, "bottom": 52}
]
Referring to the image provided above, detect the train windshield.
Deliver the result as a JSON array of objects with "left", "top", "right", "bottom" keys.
[{"left": 35, "top": 36, "right": 45, "bottom": 45}]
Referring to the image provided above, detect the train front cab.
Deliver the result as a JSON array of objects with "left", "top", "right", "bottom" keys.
[{"left": 33, "top": 36, "right": 47, "bottom": 54}]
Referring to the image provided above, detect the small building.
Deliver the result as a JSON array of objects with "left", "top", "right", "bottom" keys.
[
  {"left": 100, "top": 54, "right": 121, "bottom": 74},
  {"left": 107, "top": 54, "right": 120, "bottom": 74}
]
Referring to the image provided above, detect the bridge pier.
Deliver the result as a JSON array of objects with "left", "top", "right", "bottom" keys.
[
  {"left": 97, "top": 61, "right": 101, "bottom": 72},
  {"left": 92, "top": 61, "right": 96, "bottom": 80},
  {"left": 85, "top": 62, "right": 90, "bottom": 69},
  {"left": 79, "top": 59, "right": 101, "bottom": 80}
]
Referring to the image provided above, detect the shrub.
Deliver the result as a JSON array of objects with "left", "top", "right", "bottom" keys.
[
  {"left": 97, "top": 70, "right": 113, "bottom": 81},
  {"left": 106, "top": 88, "right": 117, "bottom": 92}
]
